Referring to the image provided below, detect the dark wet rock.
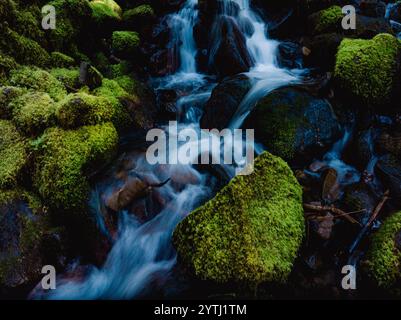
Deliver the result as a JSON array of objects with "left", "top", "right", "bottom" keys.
[
  {"left": 376, "top": 154, "right": 401, "bottom": 200},
  {"left": 277, "top": 41, "right": 303, "bottom": 69},
  {"left": 156, "top": 89, "right": 178, "bottom": 120},
  {"left": 200, "top": 74, "right": 252, "bottom": 130},
  {"left": 149, "top": 48, "right": 179, "bottom": 77},
  {"left": 388, "top": 2, "right": 401, "bottom": 23},
  {"left": 79, "top": 62, "right": 103, "bottom": 90},
  {"left": 243, "top": 87, "right": 342, "bottom": 163},
  {"left": 357, "top": 0, "right": 386, "bottom": 18},
  {"left": 342, "top": 182, "right": 378, "bottom": 223},
  {"left": 0, "top": 190, "right": 62, "bottom": 289},
  {"left": 349, "top": 15, "right": 394, "bottom": 38},
  {"left": 208, "top": 16, "right": 253, "bottom": 78},
  {"left": 303, "top": 33, "right": 344, "bottom": 71},
  {"left": 376, "top": 132, "right": 401, "bottom": 160}
]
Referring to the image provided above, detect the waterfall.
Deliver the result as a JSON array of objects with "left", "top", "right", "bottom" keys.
[{"left": 32, "top": 0, "right": 301, "bottom": 300}]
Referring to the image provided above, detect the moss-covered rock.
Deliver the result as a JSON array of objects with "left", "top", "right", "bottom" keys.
[
  {"left": 173, "top": 151, "right": 305, "bottom": 286},
  {"left": 0, "top": 27, "right": 50, "bottom": 67},
  {"left": 0, "top": 54, "right": 18, "bottom": 85},
  {"left": 308, "top": 5, "right": 343, "bottom": 35},
  {"left": 365, "top": 211, "right": 401, "bottom": 291},
  {"left": 10, "top": 92, "right": 58, "bottom": 136},
  {"left": 49, "top": 68, "right": 81, "bottom": 91},
  {"left": 243, "top": 87, "right": 341, "bottom": 163},
  {"left": 0, "top": 189, "right": 49, "bottom": 288},
  {"left": 0, "top": 86, "right": 26, "bottom": 119},
  {"left": 122, "top": 4, "right": 155, "bottom": 30},
  {"left": 9, "top": 66, "right": 67, "bottom": 101},
  {"left": 50, "top": 52, "right": 76, "bottom": 68},
  {"left": 56, "top": 92, "right": 114, "bottom": 128},
  {"left": 89, "top": 0, "right": 122, "bottom": 22},
  {"left": 0, "top": 120, "right": 27, "bottom": 189},
  {"left": 111, "top": 31, "right": 140, "bottom": 58},
  {"left": 33, "top": 123, "right": 118, "bottom": 211},
  {"left": 334, "top": 33, "right": 401, "bottom": 107}
]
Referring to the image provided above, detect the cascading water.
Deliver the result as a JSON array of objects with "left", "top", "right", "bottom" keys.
[{"left": 32, "top": 0, "right": 302, "bottom": 299}]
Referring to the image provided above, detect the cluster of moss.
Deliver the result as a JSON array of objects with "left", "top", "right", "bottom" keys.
[
  {"left": 89, "top": 0, "right": 122, "bottom": 22},
  {"left": 334, "top": 33, "right": 401, "bottom": 107},
  {"left": 50, "top": 52, "right": 76, "bottom": 68},
  {"left": 0, "top": 55, "right": 18, "bottom": 85},
  {"left": 9, "top": 66, "right": 67, "bottom": 101},
  {"left": 0, "top": 86, "right": 27, "bottom": 118},
  {"left": 11, "top": 92, "right": 58, "bottom": 136},
  {"left": 310, "top": 5, "right": 343, "bottom": 34},
  {"left": 57, "top": 92, "right": 114, "bottom": 128},
  {"left": 365, "top": 211, "right": 401, "bottom": 291},
  {"left": 111, "top": 31, "right": 140, "bottom": 58},
  {"left": 0, "top": 120, "right": 27, "bottom": 189},
  {"left": 33, "top": 123, "right": 118, "bottom": 211},
  {"left": 123, "top": 4, "right": 154, "bottom": 20},
  {"left": 173, "top": 151, "right": 305, "bottom": 286},
  {"left": 49, "top": 67, "right": 81, "bottom": 90}
]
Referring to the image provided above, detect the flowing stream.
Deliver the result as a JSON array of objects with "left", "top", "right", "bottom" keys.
[{"left": 32, "top": 0, "right": 306, "bottom": 299}]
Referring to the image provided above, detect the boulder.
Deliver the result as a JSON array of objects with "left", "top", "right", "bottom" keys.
[
  {"left": 243, "top": 87, "right": 341, "bottom": 163},
  {"left": 173, "top": 151, "right": 305, "bottom": 285}
]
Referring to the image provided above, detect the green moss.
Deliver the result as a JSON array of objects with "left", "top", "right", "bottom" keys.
[
  {"left": 0, "top": 28, "right": 50, "bottom": 67},
  {"left": 0, "top": 86, "right": 27, "bottom": 119},
  {"left": 0, "top": 55, "right": 18, "bottom": 85},
  {"left": 89, "top": 0, "right": 122, "bottom": 22},
  {"left": 10, "top": 66, "right": 67, "bottom": 101},
  {"left": 10, "top": 92, "right": 58, "bottom": 136},
  {"left": 0, "top": 0, "right": 18, "bottom": 23},
  {"left": 111, "top": 31, "right": 140, "bottom": 57},
  {"left": 108, "top": 61, "right": 132, "bottom": 78},
  {"left": 33, "top": 122, "right": 118, "bottom": 211},
  {"left": 50, "top": 52, "right": 76, "bottom": 68},
  {"left": 365, "top": 211, "right": 401, "bottom": 290},
  {"left": 123, "top": 4, "right": 155, "bottom": 20},
  {"left": 173, "top": 151, "right": 305, "bottom": 286},
  {"left": 49, "top": 68, "right": 81, "bottom": 90},
  {"left": 56, "top": 92, "right": 114, "bottom": 128},
  {"left": 0, "top": 120, "right": 27, "bottom": 189},
  {"left": 311, "top": 5, "right": 343, "bottom": 34},
  {"left": 14, "top": 8, "right": 45, "bottom": 43},
  {"left": 334, "top": 33, "right": 401, "bottom": 106}
]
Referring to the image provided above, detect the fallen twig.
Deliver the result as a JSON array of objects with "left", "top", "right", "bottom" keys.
[
  {"left": 303, "top": 204, "right": 363, "bottom": 226},
  {"left": 367, "top": 190, "right": 390, "bottom": 228}
]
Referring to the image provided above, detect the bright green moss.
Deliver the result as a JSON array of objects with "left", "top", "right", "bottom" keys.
[
  {"left": 0, "top": 120, "right": 27, "bottom": 189},
  {"left": 33, "top": 122, "right": 118, "bottom": 211},
  {"left": 0, "top": 86, "right": 27, "bottom": 119},
  {"left": 50, "top": 52, "right": 76, "bottom": 68},
  {"left": 49, "top": 68, "right": 81, "bottom": 90},
  {"left": 89, "top": 0, "right": 122, "bottom": 22},
  {"left": 173, "top": 151, "right": 305, "bottom": 286},
  {"left": 14, "top": 8, "right": 45, "bottom": 43},
  {"left": 56, "top": 92, "right": 114, "bottom": 128},
  {"left": 108, "top": 61, "right": 132, "bottom": 78},
  {"left": 0, "top": 28, "right": 50, "bottom": 67},
  {"left": 10, "top": 66, "right": 67, "bottom": 101},
  {"left": 334, "top": 33, "right": 401, "bottom": 106},
  {"left": 365, "top": 211, "right": 401, "bottom": 290},
  {"left": 123, "top": 4, "right": 155, "bottom": 20},
  {"left": 312, "top": 5, "right": 343, "bottom": 34},
  {"left": 111, "top": 31, "right": 140, "bottom": 57},
  {"left": 10, "top": 92, "right": 58, "bottom": 136}
]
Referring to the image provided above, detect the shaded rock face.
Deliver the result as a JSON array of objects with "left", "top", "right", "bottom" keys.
[
  {"left": 200, "top": 74, "right": 252, "bottom": 130},
  {"left": 173, "top": 151, "right": 305, "bottom": 285},
  {"left": 376, "top": 154, "right": 401, "bottom": 200},
  {"left": 243, "top": 87, "right": 341, "bottom": 163},
  {"left": 277, "top": 41, "right": 303, "bottom": 69}
]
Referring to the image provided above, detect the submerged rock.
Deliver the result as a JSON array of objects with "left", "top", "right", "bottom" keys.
[
  {"left": 200, "top": 74, "right": 252, "bottom": 130},
  {"left": 173, "top": 151, "right": 305, "bottom": 286},
  {"left": 244, "top": 87, "right": 341, "bottom": 163}
]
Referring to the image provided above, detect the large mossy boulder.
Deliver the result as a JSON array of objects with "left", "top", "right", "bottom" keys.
[
  {"left": 334, "top": 33, "right": 401, "bottom": 108},
  {"left": 0, "top": 120, "right": 27, "bottom": 189},
  {"left": 173, "top": 152, "right": 305, "bottom": 285},
  {"left": 111, "top": 31, "right": 140, "bottom": 59},
  {"left": 33, "top": 123, "right": 118, "bottom": 211},
  {"left": 243, "top": 87, "right": 341, "bottom": 163},
  {"left": 365, "top": 211, "right": 401, "bottom": 292},
  {"left": 308, "top": 5, "right": 343, "bottom": 35},
  {"left": 0, "top": 189, "right": 54, "bottom": 288},
  {"left": 9, "top": 66, "right": 67, "bottom": 102},
  {"left": 10, "top": 92, "right": 58, "bottom": 136}
]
